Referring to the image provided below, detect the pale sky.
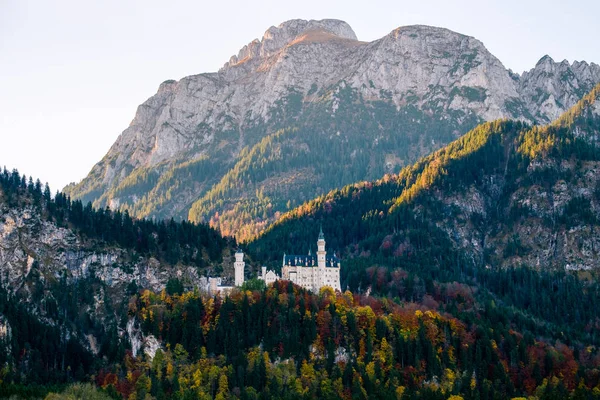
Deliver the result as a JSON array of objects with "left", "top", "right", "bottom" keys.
[{"left": 1, "top": 0, "right": 598, "bottom": 192}]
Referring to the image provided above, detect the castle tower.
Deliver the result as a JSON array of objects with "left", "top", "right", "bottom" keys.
[
  {"left": 317, "top": 226, "right": 326, "bottom": 289},
  {"left": 234, "top": 249, "right": 245, "bottom": 286}
]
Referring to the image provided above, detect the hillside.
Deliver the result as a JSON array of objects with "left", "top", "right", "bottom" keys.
[
  {"left": 63, "top": 19, "right": 600, "bottom": 241},
  {"left": 1, "top": 183, "right": 599, "bottom": 400},
  {"left": 0, "top": 168, "right": 232, "bottom": 389},
  {"left": 248, "top": 84, "right": 600, "bottom": 327},
  {"left": 250, "top": 83, "right": 600, "bottom": 266},
  {"left": 84, "top": 280, "right": 600, "bottom": 399}
]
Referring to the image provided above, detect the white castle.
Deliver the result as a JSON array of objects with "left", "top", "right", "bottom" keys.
[
  {"left": 259, "top": 227, "right": 341, "bottom": 292},
  {"left": 210, "top": 227, "right": 341, "bottom": 295}
]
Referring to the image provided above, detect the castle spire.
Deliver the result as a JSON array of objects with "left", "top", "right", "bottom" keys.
[{"left": 318, "top": 225, "right": 324, "bottom": 240}]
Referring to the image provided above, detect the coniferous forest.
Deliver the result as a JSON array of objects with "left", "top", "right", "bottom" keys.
[{"left": 0, "top": 166, "right": 228, "bottom": 267}]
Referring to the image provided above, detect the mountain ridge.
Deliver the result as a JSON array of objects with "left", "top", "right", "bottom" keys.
[
  {"left": 250, "top": 83, "right": 600, "bottom": 274},
  {"left": 221, "top": 19, "right": 360, "bottom": 70},
  {"left": 63, "top": 19, "right": 600, "bottom": 241}
]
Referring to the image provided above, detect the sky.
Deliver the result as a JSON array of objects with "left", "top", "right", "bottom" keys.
[{"left": 1, "top": 0, "right": 599, "bottom": 192}]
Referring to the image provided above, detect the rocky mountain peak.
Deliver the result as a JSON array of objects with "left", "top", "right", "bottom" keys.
[
  {"left": 157, "top": 79, "right": 177, "bottom": 93},
  {"left": 267, "top": 18, "right": 357, "bottom": 41},
  {"left": 389, "top": 24, "right": 466, "bottom": 38},
  {"left": 535, "top": 54, "right": 555, "bottom": 68},
  {"left": 383, "top": 24, "right": 489, "bottom": 55},
  {"left": 518, "top": 56, "right": 600, "bottom": 123},
  {"left": 527, "top": 55, "right": 600, "bottom": 79},
  {"left": 222, "top": 19, "right": 357, "bottom": 69},
  {"left": 355, "top": 24, "right": 518, "bottom": 122}
]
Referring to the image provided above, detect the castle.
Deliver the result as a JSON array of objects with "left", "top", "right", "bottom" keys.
[
  {"left": 207, "top": 249, "right": 245, "bottom": 295},
  {"left": 209, "top": 227, "right": 341, "bottom": 295},
  {"left": 259, "top": 227, "right": 341, "bottom": 292}
]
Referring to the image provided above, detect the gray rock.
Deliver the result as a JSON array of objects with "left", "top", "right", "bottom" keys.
[
  {"left": 0, "top": 202, "right": 217, "bottom": 356},
  {"left": 517, "top": 55, "right": 600, "bottom": 123}
]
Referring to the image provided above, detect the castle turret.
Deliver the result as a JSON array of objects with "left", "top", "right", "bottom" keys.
[
  {"left": 317, "top": 227, "right": 326, "bottom": 263},
  {"left": 234, "top": 249, "right": 245, "bottom": 287},
  {"left": 317, "top": 226, "right": 326, "bottom": 289},
  {"left": 261, "top": 266, "right": 267, "bottom": 281}
]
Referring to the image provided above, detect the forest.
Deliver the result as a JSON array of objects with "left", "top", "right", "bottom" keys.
[
  {"left": 0, "top": 165, "right": 231, "bottom": 397},
  {"left": 0, "top": 166, "right": 230, "bottom": 267},
  {"left": 18, "top": 280, "right": 600, "bottom": 399}
]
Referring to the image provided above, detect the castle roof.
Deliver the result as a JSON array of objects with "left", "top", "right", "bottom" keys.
[{"left": 283, "top": 254, "right": 340, "bottom": 268}]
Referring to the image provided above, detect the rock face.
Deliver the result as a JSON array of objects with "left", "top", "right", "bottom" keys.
[
  {"left": 64, "top": 19, "right": 600, "bottom": 240},
  {"left": 0, "top": 201, "right": 217, "bottom": 358},
  {"left": 0, "top": 205, "right": 208, "bottom": 295},
  {"left": 348, "top": 25, "right": 522, "bottom": 121},
  {"left": 433, "top": 93, "right": 600, "bottom": 271},
  {"left": 436, "top": 158, "right": 600, "bottom": 271},
  {"left": 518, "top": 55, "right": 600, "bottom": 123}
]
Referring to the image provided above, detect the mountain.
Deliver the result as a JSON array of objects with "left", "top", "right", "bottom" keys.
[
  {"left": 518, "top": 55, "right": 600, "bottom": 123},
  {"left": 64, "top": 19, "right": 600, "bottom": 241},
  {"left": 250, "top": 83, "right": 600, "bottom": 277}
]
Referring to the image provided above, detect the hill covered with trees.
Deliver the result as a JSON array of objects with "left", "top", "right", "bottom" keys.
[
  {"left": 250, "top": 84, "right": 600, "bottom": 273},
  {"left": 79, "top": 281, "right": 600, "bottom": 399},
  {"left": 0, "top": 167, "right": 233, "bottom": 396}
]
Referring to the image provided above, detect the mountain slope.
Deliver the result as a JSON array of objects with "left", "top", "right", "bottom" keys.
[
  {"left": 64, "top": 19, "right": 600, "bottom": 241},
  {"left": 243, "top": 85, "right": 600, "bottom": 359},
  {"left": 0, "top": 169, "right": 233, "bottom": 385},
  {"left": 250, "top": 83, "right": 600, "bottom": 272}
]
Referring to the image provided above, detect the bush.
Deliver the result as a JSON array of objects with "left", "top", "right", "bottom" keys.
[
  {"left": 241, "top": 278, "right": 266, "bottom": 292},
  {"left": 45, "top": 383, "right": 113, "bottom": 400}
]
